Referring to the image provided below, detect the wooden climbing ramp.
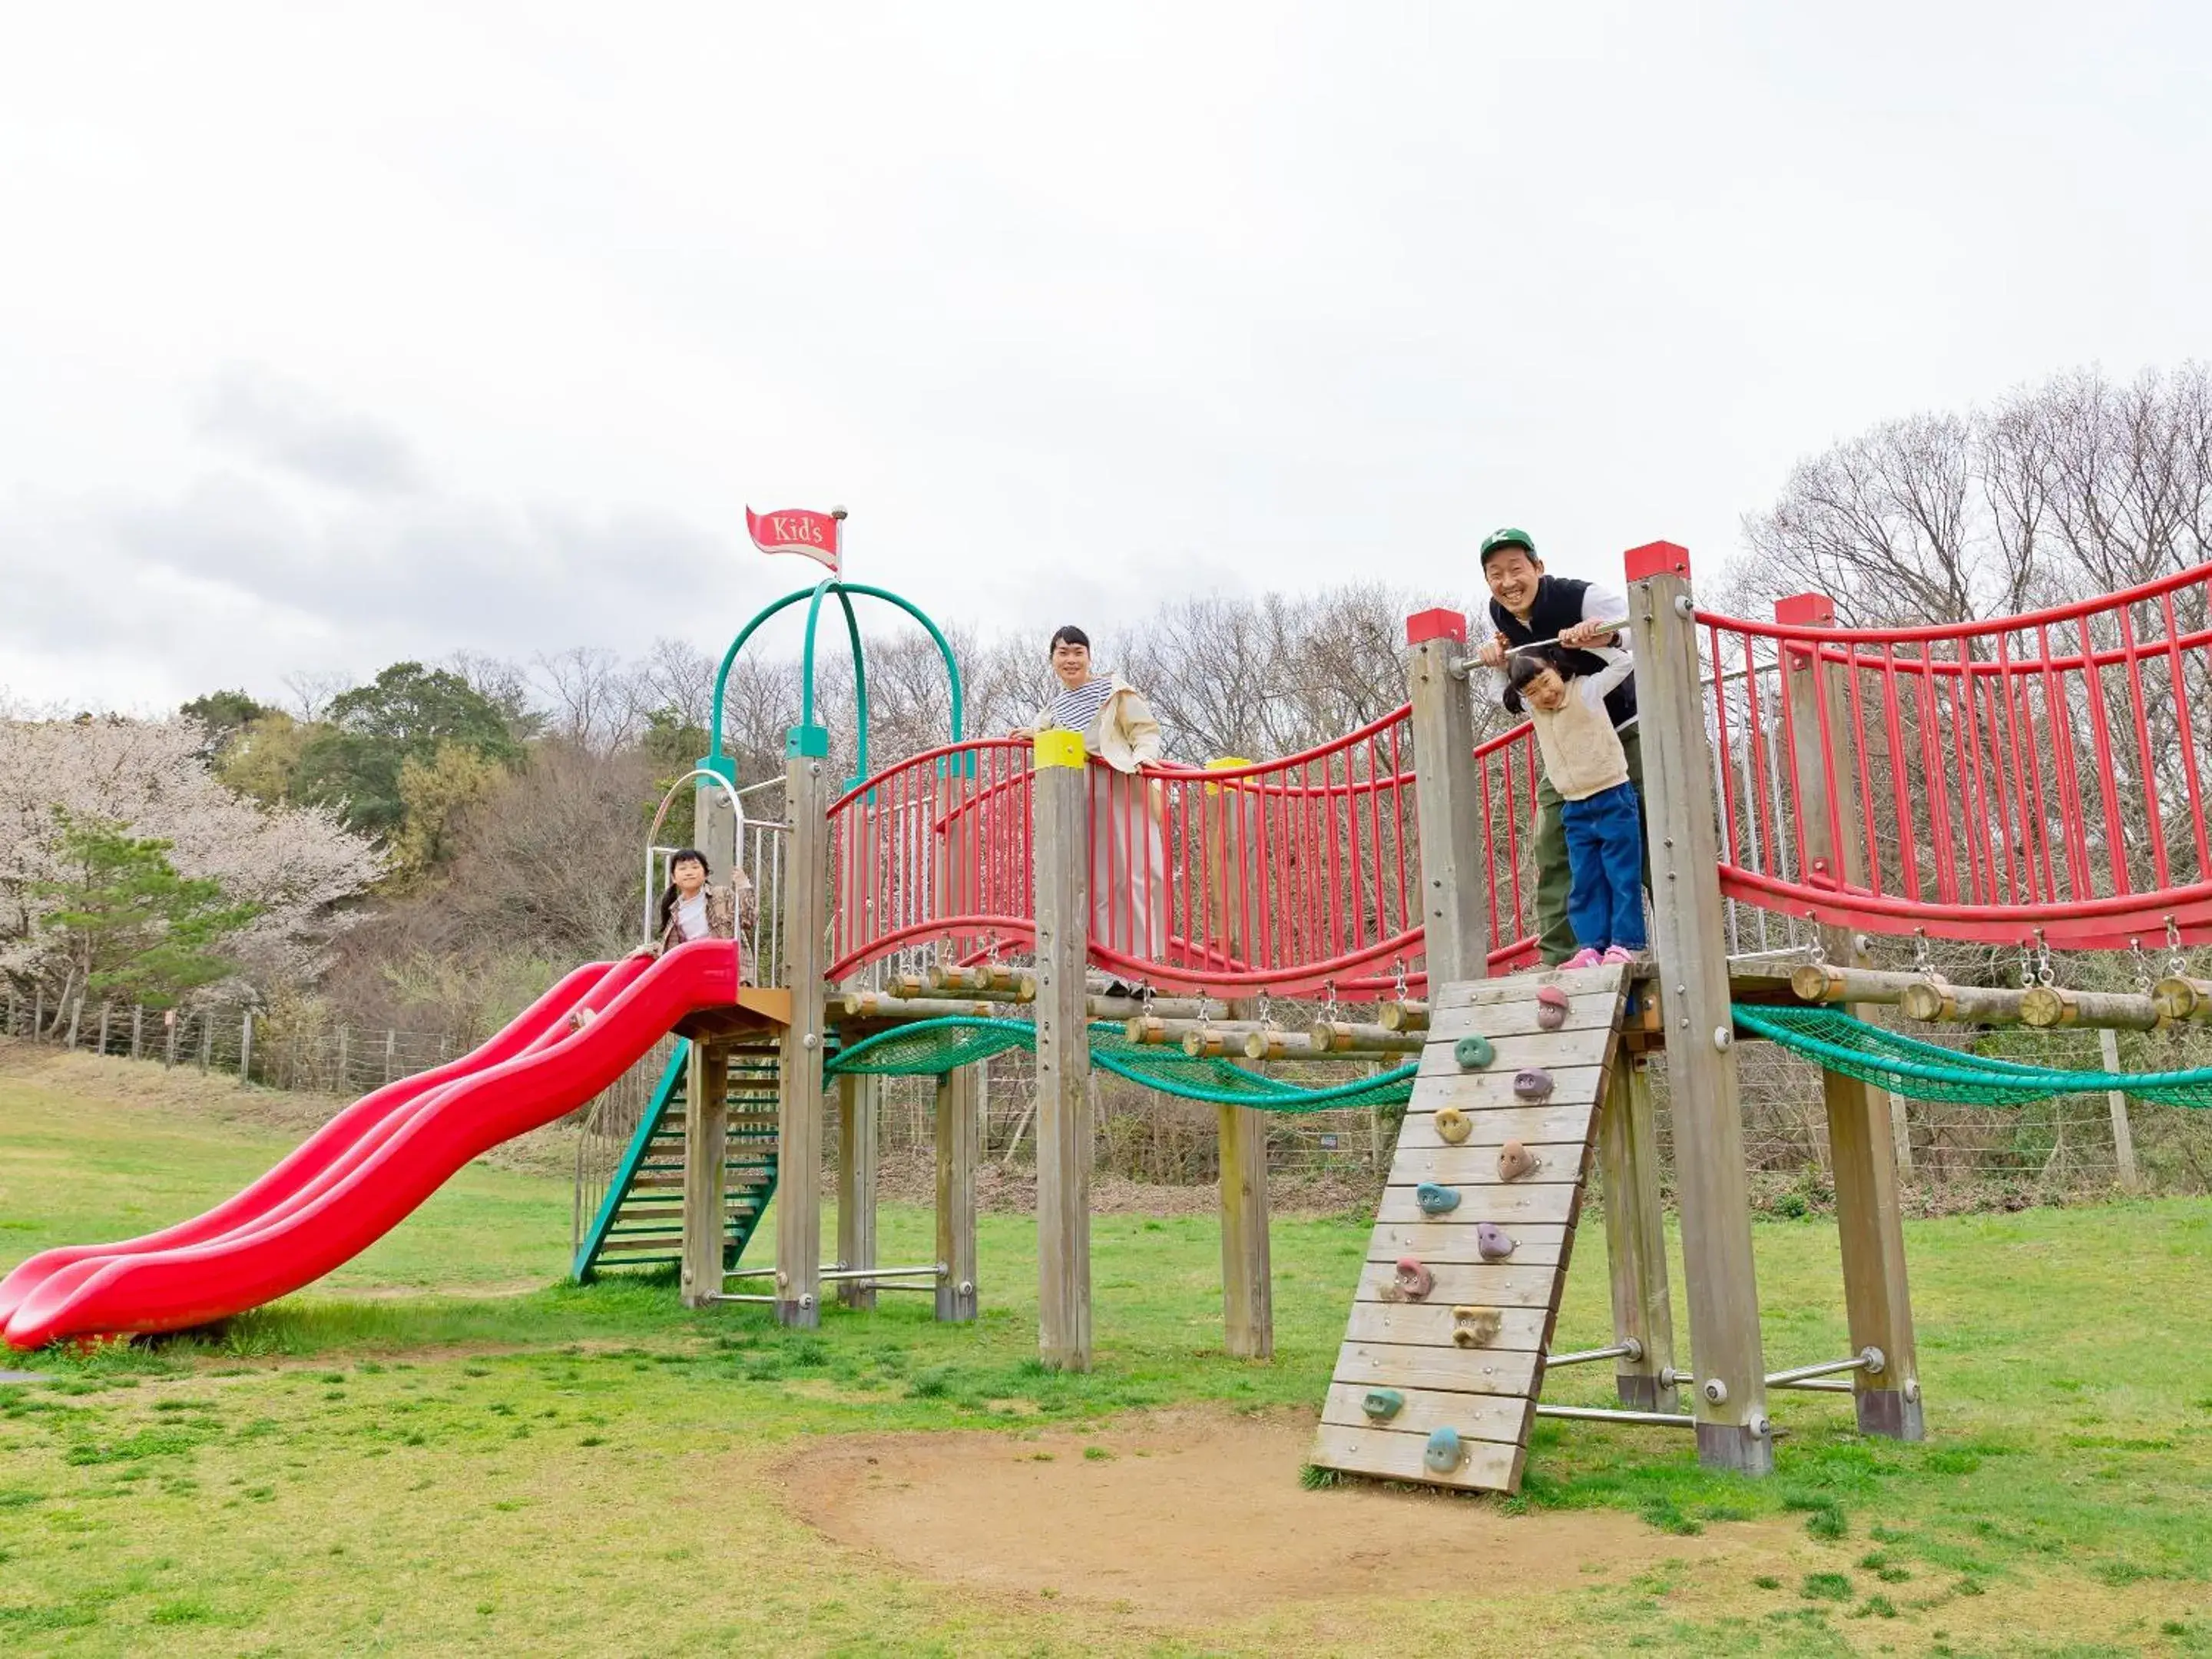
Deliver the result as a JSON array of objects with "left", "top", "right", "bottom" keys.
[{"left": 1310, "top": 963, "right": 1634, "bottom": 1493}]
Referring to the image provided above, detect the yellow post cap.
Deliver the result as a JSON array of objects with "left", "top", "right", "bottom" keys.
[{"left": 1034, "top": 729, "right": 1087, "bottom": 769}]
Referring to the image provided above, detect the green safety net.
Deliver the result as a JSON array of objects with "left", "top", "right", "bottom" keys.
[
  {"left": 1734, "top": 1005, "right": 2212, "bottom": 1110},
  {"left": 827, "top": 1016, "right": 1418, "bottom": 1112}
]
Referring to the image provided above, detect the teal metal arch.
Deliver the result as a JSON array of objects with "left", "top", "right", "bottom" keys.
[{"left": 704, "top": 579, "right": 965, "bottom": 779}]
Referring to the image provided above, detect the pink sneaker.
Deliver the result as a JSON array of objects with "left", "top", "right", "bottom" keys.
[
  {"left": 1561, "top": 947, "right": 1604, "bottom": 970},
  {"left": 1601, "top": 945, "right": 1645, "bottom": 966}
]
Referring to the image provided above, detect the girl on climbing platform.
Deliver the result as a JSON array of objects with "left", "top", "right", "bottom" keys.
[
  {"left": 1505, "top": 646, "right": 1648, "bottom": 969},
  {"left": 649, "top": 847, "right": 751, "bottom": 955},
  {"left": 1009, "top": 624, "right": 1167, "bottom": 980}
]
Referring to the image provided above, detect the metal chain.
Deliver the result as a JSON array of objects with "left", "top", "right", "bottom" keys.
[
  {"left": 1257, "top": 988, "right": 1276, "bottom": 1029},
  {"left": 1140, "top": 982, "right": 1157, "bottom": 1017},
  {"left": 1320, "top": 980, "right": 1340, "bottom": 1025},
  {"left": 1912, "top": 928, "right": 1932, "bottom": 976},
  {"left": 2167, "top": 916, "right": 2188, "bottom": 979},
  {"left": 1806, "top": 925, "right": 1827, "bottom": 968},
  {"left": 2130, "top": 938, "right": 2154, "bottom": 996},
  {"left": 1392, "top": 956, "right": 1410, "bottom": 1005},
  {"left": 2033, "top": 929, "right": 2056, "bottom": 988},
  {"left": 2020, "top": 944, "right": 2037, "bottom": 991}
]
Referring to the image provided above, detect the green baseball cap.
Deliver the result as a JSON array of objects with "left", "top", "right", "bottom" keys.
[{"left": 1479, "top": 526, "right": 1538, "bottom": 565}]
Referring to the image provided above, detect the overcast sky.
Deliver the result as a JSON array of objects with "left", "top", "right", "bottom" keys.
[{"left": 2, "top": 2, "right": 2207, "bottom": 713}]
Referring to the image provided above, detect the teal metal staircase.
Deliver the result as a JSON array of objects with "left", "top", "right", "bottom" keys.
[{"left": 571, "top": 1038, "right": 781, "bottom": 1282}]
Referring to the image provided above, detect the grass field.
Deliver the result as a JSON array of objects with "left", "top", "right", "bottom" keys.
[{"left": 2, "top": 1046, "right": 2210, "bottom": 1656}]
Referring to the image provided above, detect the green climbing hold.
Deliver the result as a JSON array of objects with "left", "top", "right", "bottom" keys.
[
  {"left": 1361, "top": 1388, "right": 1406, "bottom": 1422},
  {"left": 1424, "top": 1426, "right": 1464, "bottom": 1474},
  {"left": 1454, "top": 1033, "right": 1496, "bottom": 1070}
]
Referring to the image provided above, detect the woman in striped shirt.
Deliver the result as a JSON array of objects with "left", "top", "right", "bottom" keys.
[{"left": 1012, "top": 626, "right": 1167, "bottom": 977}]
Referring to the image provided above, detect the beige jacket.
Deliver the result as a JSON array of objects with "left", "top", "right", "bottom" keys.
[
  {"left": 656, "top": 882, "right": 743, "bottom": 955},
  {"left": 1036, "top": 675, "right": 1164, "bottom": 773},
  {"left": 1525, "top": 651, "right": 1634, "bottom": 802}
]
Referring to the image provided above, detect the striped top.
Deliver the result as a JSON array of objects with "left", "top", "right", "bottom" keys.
[{"left": 1042, "top": 676, "right": 1114, "bottom": 741}]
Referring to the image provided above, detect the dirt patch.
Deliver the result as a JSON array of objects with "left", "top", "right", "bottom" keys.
[{"left": 781, "top": 1406, "right": 1774, "bottom": 1622}]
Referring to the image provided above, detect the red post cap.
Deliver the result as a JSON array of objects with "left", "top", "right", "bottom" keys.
[
  {"left": 1774, "top": 594, "right": 1837, "bottom": 626},
  {"left": 1623, "top": 541, "right": 1692, "bottom": 583},
  {"left": 1405, "top": 608, "right": 1468, "bottom": 646}
]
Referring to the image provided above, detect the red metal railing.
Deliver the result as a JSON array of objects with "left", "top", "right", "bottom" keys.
[
  {"left": 826, "top": 739, "right": 1036, "bottom": 982},
  {"left": 1697, "top": 563, "right": 2212, "bottom": 949},
  {"left": 1472, "top": 720, "right": 1544, "bottom": 973},
  {"left": 1088, "top": 707, "right": 1424, "bottom": 997}
]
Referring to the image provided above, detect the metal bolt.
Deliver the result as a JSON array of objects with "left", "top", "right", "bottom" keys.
[
  {"left": 1860, "top": 1346, "right": 1887, "bottom": 1376},
  {"left": 1748, "top": 1414, "right": 1770, "bottom": 1439},
  {"left": 958, "top": 1280, "right": 975, "bottom": 1296},
  {"left": 1663, "top": 837, "right": 1675, "bottom": 849},
  {"left": 802, "top": 1031, "right": 820, "bottom": 1050},
  {"left": 1713, "top": 1026, "right": 1733, "bottom": 1051},
  {"left": 799, "top": 1293, "right": 816, "bottom": 1310},
  {"left": 1622, "top": 1337, "right": 1644, "bottom": 1363},
  {"left": 1902, "top": 1379, "right": 1920, "bottom": 1402},
  {"left": 1674, "top": 594, "right": 1694, "bottom": 617},
  {"left": 1678, "top": 1018, "right": 1690, "bottom": 1030},
  {"left": 1702, "top": 1377, "right": 1729, "bottom": 1405}
]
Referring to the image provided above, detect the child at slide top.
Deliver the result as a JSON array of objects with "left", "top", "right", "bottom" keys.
[{"left": 1505, "top": 645, "right": 1648, "bottom": 969}]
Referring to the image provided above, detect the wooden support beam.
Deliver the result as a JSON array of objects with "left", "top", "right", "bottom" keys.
[
  {"left": 1031, "top": 730, "right": 1093, "bottom": 1370},
  {"left": 776, "top": 739, "right": 830, "bottom": 1329},
  {"left": 1778, "top": 591, "right": 1922, "bottom": 1442},
  {"left": 836, "top": 1071, "right": 879, "bottom": 1310},
  {"left": 926, "top": 963, "right": 1036, "bottom": 999},
  {"left": 935, "top": 1065, "right": 981, "bottom": 1321},
  {"left": 2019, "top": 985, "right": 2167, "bottom": 1031},
  {"left": 1218, "top": 1097, "right": 1273, "bottom": 1357},
  {"left": 1246, "top": 1028, "right": 1323, "bottom": 1059},
  {"left": 2100, "top": 1027, "right": 2141, "bottom": 1191},
  {"left": 680, "top": 1041, "right": 730, "bottom": 1310},
  {"left": 1790, "top": 964, "right": 1945, "bottom": 1005},
  {"left": 1376, "top": 999, "right": 1429, "bottom": 1032},
  {"left": 1598, "top": 1058, "right": 1677, "bottom": 1412},
  {"left": 1899, "top": 981, "right": 2039, "bottom": 1025},
  {"left": 1404, "top": 610, "right": 1491, "bottom": 983},
  {"left": 2152, "top": 975, "right": 2212, "bottom": 1024},
  {"left": 1305, "top": 1020, "right": 1424, "bottom": 1055},
  {"left": 1632, "top": 545, "right": 1771, "bottom": 1474},
  {"left": 843, "top": 991, "right": 1001, "bottom": 1020}
]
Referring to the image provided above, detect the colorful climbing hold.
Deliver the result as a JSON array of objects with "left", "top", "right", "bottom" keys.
[
  {"left": 1392, "top": 1256, "right": 1435, "bottom": 1301},
  {"left": 1435, "top": 1104, "right": 1472, "bottom": 1145},
  {"left": 1423, "top": 1426, "right": 1464, "bottom": 1474},
  {"left": 1535, "top": 984, "right": 1571, "bottom": 1031},
  {"left": 1497, "top": 1138, "right": 1539, "bottom": 1182},
  {"left": 1452, "top": 1305, "right": 1504, "bottom": 1348},
  {"left": 1454, "top": 1033, "right": 1496, "bottom": 1070},
  {"left": 1416, "top": 1181, "right": 1461, "bottom": 1216},
  {"left": 1361, "top": 1387, "right": 1406, "bottom": 1422},
  {"left": 1475, "top": 1221, "right": 1516, "bottom": 1260},
  {"left": 1513, "top": 1068, "right": 1555, "bottom": 1101}
]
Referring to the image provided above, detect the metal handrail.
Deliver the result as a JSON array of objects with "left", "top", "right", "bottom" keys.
[{"left": 642, "top": 767, "right": 750, "bottom": 947}]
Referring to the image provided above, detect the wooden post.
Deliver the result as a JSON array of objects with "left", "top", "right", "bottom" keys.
[
  {"left": 199, "top": 1012, "right": 212, "bottom": 1073},
  {"left": 336, "top": 1024, "right": 349, "bottom": 1090},
  {"left": 838, "top": 1071, "right": 879, "bottom": 1309},
  {"left": 680, "top": 1040, "right": 730, "bottom": 1308},
  {"left": 384, "top": 1028, "right": 397, "bottom": 1086},
  {"left": 238, "top": 1009, "right": 253, "bottom": 1081},
  {"left": 2099, "top": 1027, "right": 2140, "bottom": 1190},
  {"left": 1202, "top": 758, "right": 1273, "bottom": 1359},
  {"left": 935, "top": 1065, "right": 980, "bottom": 1322},
  {"left": 98, "top": 1002, "right": 111, "bottom": 1055},
  {"left": 1777, "top": 591, "right": 1923, "bottom": 1442},
  {"left": 67, "top": 997, "right": 83, "bottom": 1051},
  {"left": 1031, "top": 729, "right": 1093, "bottom": 1369},
  {"left": 164, "top": 1010, "right": 177, "bottom": 1069},
  {"left": 1598, "top": 1056, "right": 1677, "bottom": 1411},
  {"left": 776, "top": 732, "right": 831, "bottom": 1328},
  {"left": 1403, "top": 609, "right": 1491, "bottom": 984},
  {"left": 1629, "top": 542, "right": 1772, "bottom": 1474},
  {"left": 131, "top": 1005, "right": 144, "bottom": 1061}
]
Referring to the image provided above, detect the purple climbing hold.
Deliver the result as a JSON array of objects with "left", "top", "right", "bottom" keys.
[
  {"left": 1475, "top": 1221, "right": 1516, "bottom": 1261},
  {"left": 1513, "top": 1068, "right": 1555, "bottom": 1101}
]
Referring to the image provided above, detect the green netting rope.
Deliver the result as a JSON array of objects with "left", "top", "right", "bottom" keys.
[
  {"left": 1734, "top": 1005, "right": 2212, "bottom": 1109},
  {"left": 826, "top": 1016, "right": 1417, "bottom": 1112}
]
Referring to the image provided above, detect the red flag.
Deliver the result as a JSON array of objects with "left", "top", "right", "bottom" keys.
[{"left": 745, "top": 506, "right": 843, "bottom": 572}]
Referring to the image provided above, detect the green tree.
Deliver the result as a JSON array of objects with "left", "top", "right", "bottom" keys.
[
  {"left": 389, "top": 741, "right": 505, "bottom": 879},
  {"left": 641, "top": 707, "right": 709, "bottom": 845},
  {"left": 214, "top": 710, "right": 320, "bottom": 806},
  {"left": 297, "top": 662, "right": 522, "bottom": 838},
  {"left": 34, "top": 814, "right": 264, "bottom": 1009}
]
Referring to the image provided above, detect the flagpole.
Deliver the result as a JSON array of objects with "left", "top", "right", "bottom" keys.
[{"left": 830, "top": 505, "right": 847, "bottom": 579}]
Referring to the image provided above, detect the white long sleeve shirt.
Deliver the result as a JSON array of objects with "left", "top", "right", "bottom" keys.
[{"left": 1525, "top": 648, "right": 1636, "bottom": 802}]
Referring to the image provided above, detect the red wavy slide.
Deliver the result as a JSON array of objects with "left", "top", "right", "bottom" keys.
[{"left": 2, "top": 938, "right": 740, "bottom": 1350}]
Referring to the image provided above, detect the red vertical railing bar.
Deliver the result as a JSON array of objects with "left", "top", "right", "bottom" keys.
[
  {"left": 2117, "top": 604, "right": 2171, "bottom": 892},
  {"left": 2008, "top": 649, "right": 2058, "bottom": 906},
  {"left": 2077, "top": 613, "right": 2128, "bottom": 895},
  {"left": 1843, "top": 648, "right": 1882, "bottom": 892},
  {"left": 1806, "top": 637, "right": 1849, "bottom": 890},
  {"left": 1984, "top": 639, "right": 2024, "bottom": 903},
  {"left": 1912, "top": 661, "right": 1958, "bottom": 903},
  {"left": 2161, "top": 589, "right": 2211, "bottom": 877},
  {"left": 1774, "top": 639, "right": 1812, "bottom": 883},
  {"left": 1941, "top": 668, "right": 1984, "bottom": 905},
  {"left": 1953, "top": 647, "right": 2000, "bottom": 906},
  {"left": 1742, "top": 637, "right": 1783, "bottom": 879},
  {"left": 1878, "top": 647, "right": 1920, "bottom": 902},
  {"left": 1709, "top": 625, "right": 1743, "bottom": 867},
  {"left": 2036, "top": 624, "right": 2093, "bottom": 902}
]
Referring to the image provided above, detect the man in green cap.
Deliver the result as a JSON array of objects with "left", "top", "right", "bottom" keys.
[{"left": 1472, "top": 527, "right": 1647, "bottom": 967}]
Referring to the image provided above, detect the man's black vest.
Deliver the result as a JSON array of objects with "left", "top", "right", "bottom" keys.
[{"left": 1489, "top": 574, "right": 1638, "bottom": 730}]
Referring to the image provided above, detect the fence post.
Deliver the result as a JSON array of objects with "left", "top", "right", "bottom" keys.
[
  {"left": 837, "top": 1071, "right": 879, "bottom": 1310},
  {"left": 33, "top": 986, "right": 44, "bottom": 1040},
  {"left": 67, "top": 997, "right": 83, "bottom": 1049},
  {"left": 1777, "top": 592, "right": 1923, "bottom": 1442},
  {"left": 199, "top": 1011, "right": 213, "bottom": 1073},
  {"left": 774, "top": 727, "right": 830, "bottom": 1330},
  {"left": 239, "top": 1010, "right": 254, "bottom": 1084},
  {"left": 337, "top": 1025, "right": 350, "bottom": 1093},
  {"left": 1628, "top": 541, "right": 1772, "bottom": 1475},
  {"left": 131, "top": 1005, "right": 144, "bottom": 1061},
  {"left": 2098, "top": 1027, "right": 2140, "bottom": 1189},
  {"left": 98, "top": 1002, "right": 112, "bottom": 1055},
  {"left": 384, "top": 1029, "right": 397, "bottom": 1086},
  {"left": 1032, "top": 729, "right": 1094, "bottom": 1370},
  {"left": 935, "top": 1065, "right": 980, "bottom": 1323},
  {"left": 164, "top": 1008, "right": 178, "bottom": 1069},
  {"left": 1402, "top": 609, "right": 1491, "bottom": 984}
]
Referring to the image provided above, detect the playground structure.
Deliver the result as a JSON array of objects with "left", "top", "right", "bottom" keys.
[{"left": 11, "top": 542, "right": 2212, "bottom": 1498}]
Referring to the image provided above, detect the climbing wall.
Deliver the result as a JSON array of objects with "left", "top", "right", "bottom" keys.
[{"left": 1310, "top": 963, "right": 1633, "bottom": 1493}]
